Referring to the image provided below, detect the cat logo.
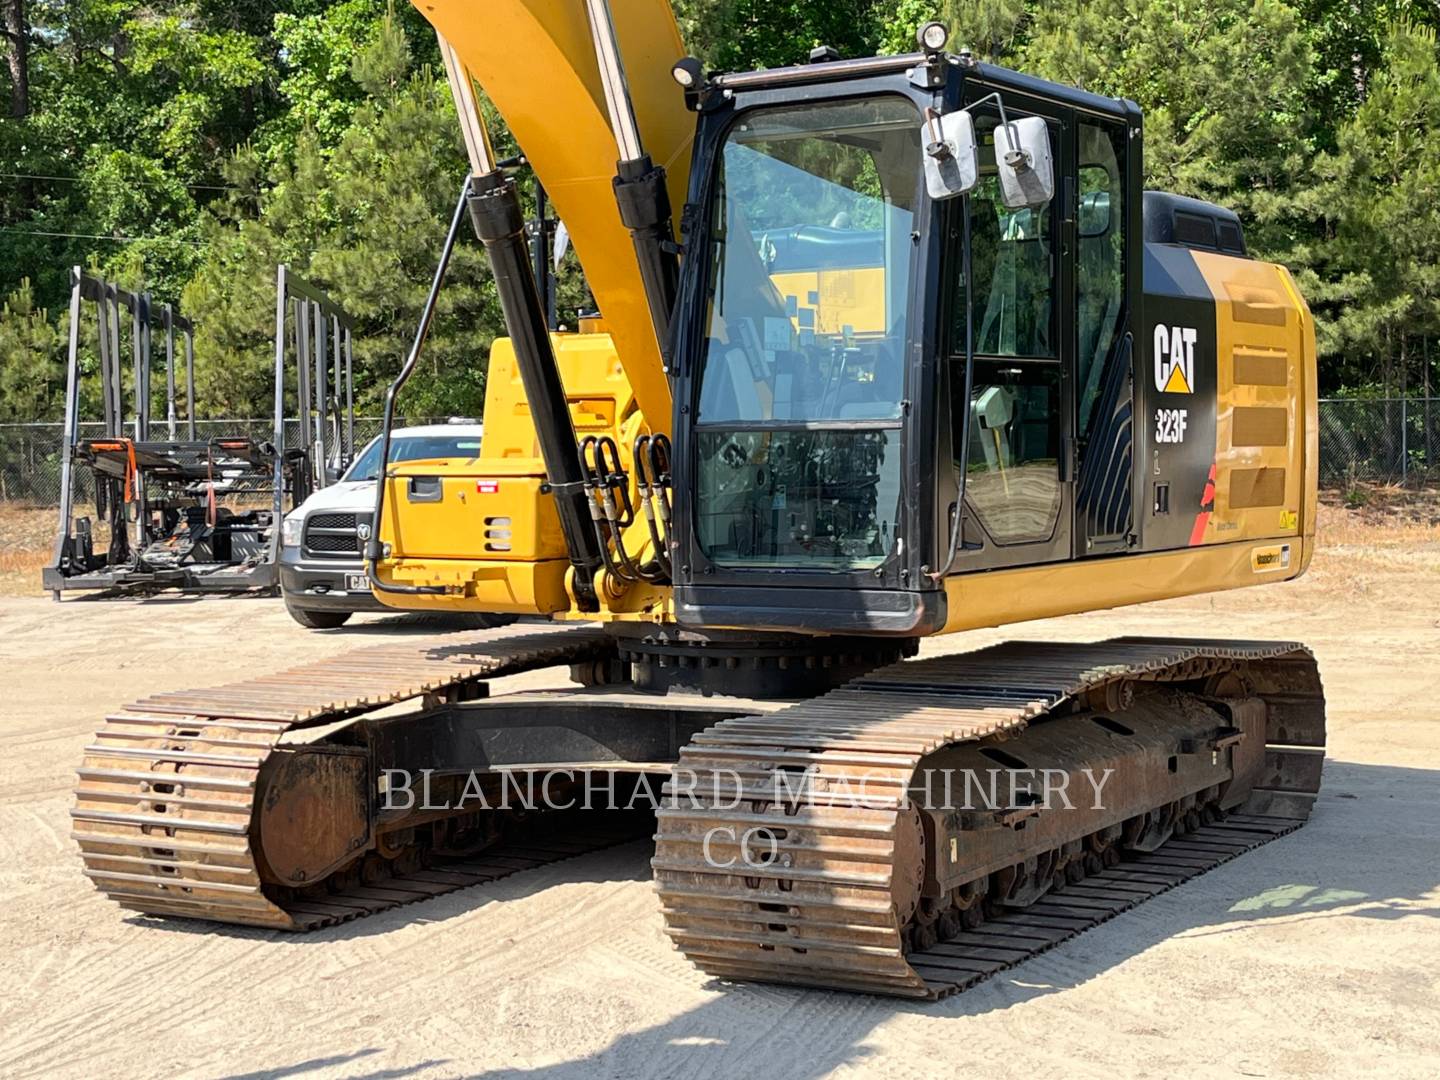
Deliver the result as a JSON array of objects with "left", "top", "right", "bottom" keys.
[{"left": 1153, "top": 323, "right": 1198, "bottom": 394}]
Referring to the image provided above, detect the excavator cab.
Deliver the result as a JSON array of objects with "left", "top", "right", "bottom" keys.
[{"left": 667, "top": 45, "right": 1142, "bottom": 637}]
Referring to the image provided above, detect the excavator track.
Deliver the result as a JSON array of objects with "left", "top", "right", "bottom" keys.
[
  {"left": 654, "top": 637, "right": 1326, "bottom": 998},
  {"left": 73, "top": 623, "right": 630, "bottom": 929}
]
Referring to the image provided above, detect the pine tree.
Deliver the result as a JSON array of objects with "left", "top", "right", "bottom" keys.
[
  {"left": 0, "top": 279, "right": 61, "bottom": 420},
  {"left": 182, "top": 13, "right": 498, "bottom": 420},
  {"left": 1299, "top": 22, "right": 1440, "bottom": 397}
]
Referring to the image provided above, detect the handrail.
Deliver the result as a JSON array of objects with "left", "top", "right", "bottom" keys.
[{"left": 364, "top": 177, "right": 474, "bottom": 596}]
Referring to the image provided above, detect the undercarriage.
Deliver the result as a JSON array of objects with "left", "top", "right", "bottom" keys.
[{"left": 73, "top": 624, "right": 1323, "bottom": 997}]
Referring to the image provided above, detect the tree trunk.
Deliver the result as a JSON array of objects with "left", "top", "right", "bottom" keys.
[{"left": 3, "top": 0, "right": 27, "bottom": 119}]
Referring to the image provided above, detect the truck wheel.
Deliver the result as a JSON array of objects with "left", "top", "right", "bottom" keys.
[{"left": 285, "top": 602, "right": 353, "bottom": 630}]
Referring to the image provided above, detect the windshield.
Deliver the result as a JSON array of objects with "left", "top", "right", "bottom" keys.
[
  {"left": 693, "top": 96, "right": 920, "bottom": 571},
  {"left": 696, "top": 97, "right": 921, "bottom": 424},
  {"left": 343, "top": 433, "right": 483, "bottom": 481}
]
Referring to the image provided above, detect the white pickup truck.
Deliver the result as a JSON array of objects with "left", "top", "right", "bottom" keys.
[{"left": 277, "top": 422, "right": 512, "bottom": 630}]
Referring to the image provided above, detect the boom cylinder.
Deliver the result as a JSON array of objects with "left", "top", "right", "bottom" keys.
[
  {"left": 467, "top": 173, "right": 602, "bottom": 608},
  {"left": 368, "top": 33, "right": 604, "bottom": 609},
  {"left": 613, "top": 156, "right": 680, "bottom": 364},
  {"left": 582, "top": 0, "right": 681, "bottom": 366}
]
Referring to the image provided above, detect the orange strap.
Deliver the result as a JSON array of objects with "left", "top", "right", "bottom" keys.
[
  {"left": 205, "top": 446, "right": 217, "bottom": 527},
  {"left": 87, "top": 439, "right": 139, "bottom": 503},
  {"left": 120, "top": 438, "right": 138, "bottom": 503}
]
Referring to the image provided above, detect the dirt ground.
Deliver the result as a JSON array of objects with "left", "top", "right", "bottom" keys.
[{"left": 1, "top": 511, "right": 1438, "bottom": 1078}]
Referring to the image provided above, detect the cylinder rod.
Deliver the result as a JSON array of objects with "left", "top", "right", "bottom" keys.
[
  {"left": 581, "top": 0, "right": 681, "bottom": 366},
  {"left": 582, "top": 0, "right": 644, "bottom": 163},
  {"left": 438, "top": 33, "right": 496, "bottom": 178}
]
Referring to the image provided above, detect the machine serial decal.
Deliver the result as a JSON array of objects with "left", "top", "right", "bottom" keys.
[
  {"left": 1155, "top": 407, "right": 1188, "bottom": 444},
  {"left": 1153, "top": 323, "right": 1198, "bottom": 394}
]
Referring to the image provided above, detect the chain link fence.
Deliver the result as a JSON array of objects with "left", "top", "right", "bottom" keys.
[
  {"left": 1316, "top": 398, "right": 1440, "bottom": 486},
  {"left": 2, "top": 401, "right": 1437, "bottom": 507}
]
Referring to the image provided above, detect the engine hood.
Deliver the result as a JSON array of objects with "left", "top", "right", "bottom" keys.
[{"left": 292, "top": 480, "right": 376, "bottom": 517}]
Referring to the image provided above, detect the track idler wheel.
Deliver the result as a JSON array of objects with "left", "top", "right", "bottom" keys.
[
  {"left": 256, "top": 746, "right": 372, "bottom": 889},
  {"left": 891, "top": 806, "right": 926, "bottom": 928}
]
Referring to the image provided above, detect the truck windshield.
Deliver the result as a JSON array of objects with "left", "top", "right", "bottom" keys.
[
  {"left": 344, "top": 434, "right": 483, "bottom": 481},
  {"left": 694, "top": 96, "right": 920, "bottom": 570}
]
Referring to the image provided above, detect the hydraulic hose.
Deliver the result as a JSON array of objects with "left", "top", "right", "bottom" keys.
[{"left": 365, "top": 177, "right": 472, "bottom": 596}]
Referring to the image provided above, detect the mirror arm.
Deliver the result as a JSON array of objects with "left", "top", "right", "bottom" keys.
[
  {"left": 924, "top": 107, "right": 953, "bottom": 161},
  {"left": 948, "top": 92, "right": 1017, "bottom": 140},
  {"left": 963, "top": 91, "right": 1029, "bottom": 172},
  {"left": 929, "top": 93, "right": 1030, "bottom": 174}
]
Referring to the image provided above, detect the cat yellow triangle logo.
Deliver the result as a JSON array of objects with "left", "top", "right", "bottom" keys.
[
  {"left": 1153, "top": 323, "right": 1198, "bottom": 395},
  {"left": 1162, "top": 363, "right": 1192, "bottom": 394}
]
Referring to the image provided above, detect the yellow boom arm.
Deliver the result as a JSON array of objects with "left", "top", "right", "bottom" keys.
[{"left": 414, "top": 0, "right": 694, "bottom": 432}]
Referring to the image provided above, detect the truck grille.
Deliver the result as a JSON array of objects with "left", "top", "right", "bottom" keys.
[
  {"left": 308, "top": 512, "right": 356, "bottom": 531},
  {"left": 302, "top": 512, "right": 370, "bottom": 559}
]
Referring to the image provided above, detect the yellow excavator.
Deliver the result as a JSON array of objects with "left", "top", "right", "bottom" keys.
[{"left": 73, "top": 0, "right": 1325, "bottom": 999}]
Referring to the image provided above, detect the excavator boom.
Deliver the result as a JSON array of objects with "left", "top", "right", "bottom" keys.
[{"left": 420, "top": 0, "right": 693, "bottom": 430}]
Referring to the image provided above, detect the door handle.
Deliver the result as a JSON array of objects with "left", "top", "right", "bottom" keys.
[
  {"left": 1059, "top": 436, "right": 1076, "bottom": 482},
  {"left": 406, "top": 477, "right": 442, "bottom": 503}
]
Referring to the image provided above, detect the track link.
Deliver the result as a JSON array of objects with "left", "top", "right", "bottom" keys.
[
  {"left": 653, "top": 636, "right": 1326, "bottom": 998},
  {"left": 73, "top": 624, "right": 618, "bottom": 928}
]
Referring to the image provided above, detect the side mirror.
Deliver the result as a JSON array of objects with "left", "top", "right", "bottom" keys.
[
  {"left": 922, "top": 109, "right": 978, "bottom": 201},
  {"left": 994, "top": 116, "right": 1054, "bottom": 208}
]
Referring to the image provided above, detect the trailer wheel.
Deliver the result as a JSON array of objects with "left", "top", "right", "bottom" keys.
[{"left": 285, "top": 602, "right": 353, "bottom": 630}]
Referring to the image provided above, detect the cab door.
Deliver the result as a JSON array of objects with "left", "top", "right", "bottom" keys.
[
  {"left": 1073, "top": 116, "right": 1139, "bottom": 555},
  {"left": 942, "top": 88, "right": 1075, "bottom": 571}
]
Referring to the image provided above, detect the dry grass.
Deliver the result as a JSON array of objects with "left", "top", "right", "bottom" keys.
[
  {"left": 1317, "top": 483, "right": 1440, "bottom": 548},
  {"left": 0, "top": 503, "right": 56, "bottom": 596}
]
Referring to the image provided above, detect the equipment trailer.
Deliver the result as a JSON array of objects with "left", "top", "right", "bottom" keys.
[{"left": 44, "top": 266, "right": 356, "bottom": 599}]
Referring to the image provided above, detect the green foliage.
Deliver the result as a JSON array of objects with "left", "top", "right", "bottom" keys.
[
  {"left": 877, "top": 0, "right": 1440, "bottom": 397},
  {"left": 0, "top": 280, "right": 62, "bottom": 421},
  {"left": 675, "top": 0, "right": 886, "bottom": 70},
  {"left": 264, "top": 0, "right": 398, "bottom": 160},
  {"left": 1025, "top": 0, "right": 1313, "bottom": 253},
  {"left": 1295, "top": 21, "right": 1440, "bottom": 393},
  {"left": 182, "top": 13, "right": 497, "bottom": 420},
  {"left": 0, "top": 0, "right": 279, "bottom": 311}
]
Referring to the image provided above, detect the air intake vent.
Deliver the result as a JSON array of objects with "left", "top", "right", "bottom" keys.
[
  {"left": 1143, "top": 190, "right": 1248, "bottom": 257},
  {"left": 484, "top": 516, "right": 512, "bottom": 552}
]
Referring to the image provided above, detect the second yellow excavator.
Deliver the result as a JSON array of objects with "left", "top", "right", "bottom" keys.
[{"left": 72, "top": 0, "right": 1325, "bottom": 999}]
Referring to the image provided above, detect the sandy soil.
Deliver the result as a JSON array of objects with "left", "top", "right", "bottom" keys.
[{"left": 1, "top": 535, "right": 1438, "bottom": 1079}]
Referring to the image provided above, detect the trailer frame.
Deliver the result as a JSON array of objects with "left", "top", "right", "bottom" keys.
[{"left": 44, "top": 266, "right": 357, "bottom": 600}]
